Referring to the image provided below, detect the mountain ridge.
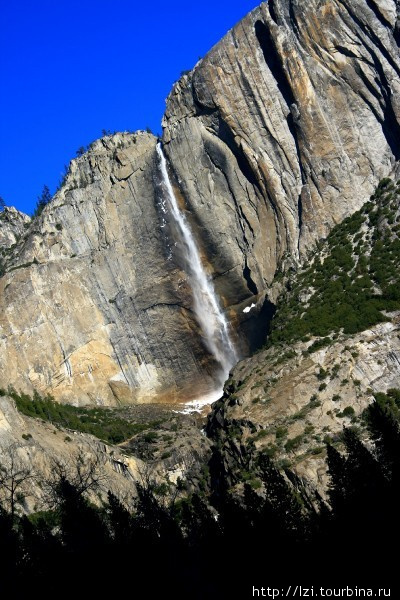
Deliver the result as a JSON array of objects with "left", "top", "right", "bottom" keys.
[{"left": 0, "top": 0, "right": 399, "bottom": 407}]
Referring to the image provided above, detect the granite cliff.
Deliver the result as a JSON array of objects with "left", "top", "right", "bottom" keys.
[
  {"left": 1, "top": 132, "right": 219, "bottom": 406},
  {"left": 0, "top": 207, "right": 30, "bottom": 251},
  {"left": 1, "top": 0, "right": 400, "bottom": 406}
]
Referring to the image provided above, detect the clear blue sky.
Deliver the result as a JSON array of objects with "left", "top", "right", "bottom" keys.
[{"left": 0, "top": 0, "right": 259, "bottom": 215}]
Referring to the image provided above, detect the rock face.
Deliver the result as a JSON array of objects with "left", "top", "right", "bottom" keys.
[
  {"left": 206, "top": 315, "right": 400, "bottom": 493},
  {"left": 0, "top": 394, "right": 143, "bottom": 510},
  {"left": 1, "top": 0, "right": 400, "bottom": 405},
  {"left": 163, "top": 0, "right": 400, "bottom": 306},
  {"left": 0, "top": 207, "right": 31, "bottom": 249},
  {"left": 0, "top": 133, "right": 220, "bottom": 405}
]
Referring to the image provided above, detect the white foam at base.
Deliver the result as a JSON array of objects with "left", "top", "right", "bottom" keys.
[{"left": 174, "top": 388, "right": 223, "bottom": 415}]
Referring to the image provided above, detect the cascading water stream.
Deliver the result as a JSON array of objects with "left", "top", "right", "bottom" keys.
[{"left": 156, "top": 143, "right": 238, "bottom": 397}]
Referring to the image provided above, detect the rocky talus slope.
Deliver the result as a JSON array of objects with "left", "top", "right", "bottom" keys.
[
  {"left": 0, "top": 391, "right": 210, "bottom": 510},
  {"left": 0, "top": 394, "right": 141, "bottom": 510},
  {"left": 0, "top": 0, "right": 399, "bottom": 407}
]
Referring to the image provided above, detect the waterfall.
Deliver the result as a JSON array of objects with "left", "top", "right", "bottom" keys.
[{"left": 156, "top": 143, "right": 238, "bottom": 389}]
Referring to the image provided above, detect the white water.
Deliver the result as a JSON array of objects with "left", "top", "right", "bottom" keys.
[
  {"left": 243, "top": 302, "right": 256, "bottom": 314},
  {"left": 173, "top": 389, "right": 224, "bottom": 415},
  {"left": 156, "top": 143, "right": 238, "bottom": 391}
]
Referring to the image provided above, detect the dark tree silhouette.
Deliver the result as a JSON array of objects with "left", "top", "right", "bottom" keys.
[
  {"left": 33, "top": 185, "right": 51, "bottom": 218},
  {"left": 0, "top": 444, "right": 34, "bottom": 521}
]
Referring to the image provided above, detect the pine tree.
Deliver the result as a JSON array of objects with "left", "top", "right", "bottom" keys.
[
  {"left": 326, "top": 428, "right": 389, "bottom": 568},
  {"left": 342, "top": 427, "right": 386, "bottom": 513},
  {"left": 106, "top": 491, "right": 135, "bottom": 546},
  {"left": 326, "top": 442, "right": 347, "bottom": 514},
  {"left": 365, "top": 393, "right": 400, "bottom": 546},
  {"left": 367, "top": 393, "right": 400, "bottom": 479},
  {"left": 33, "top": 185, "right": 51, "bottom": 218},
  {"left": 257, "top": 453, "right": 307, "bottom": 542}
]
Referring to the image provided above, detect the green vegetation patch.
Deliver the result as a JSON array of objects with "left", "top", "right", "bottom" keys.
[
  {"left": 285, "top": 434, "right": 304, "bottom": 452},
  {"left": 365, "top": 388, "right": 400, "bottom": 422},
  {"left": 268, "top": 178, "right": 400, "bottom": 347},
  {"left": 1, "top": 387, "right": 152, "bottom": 444}
]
